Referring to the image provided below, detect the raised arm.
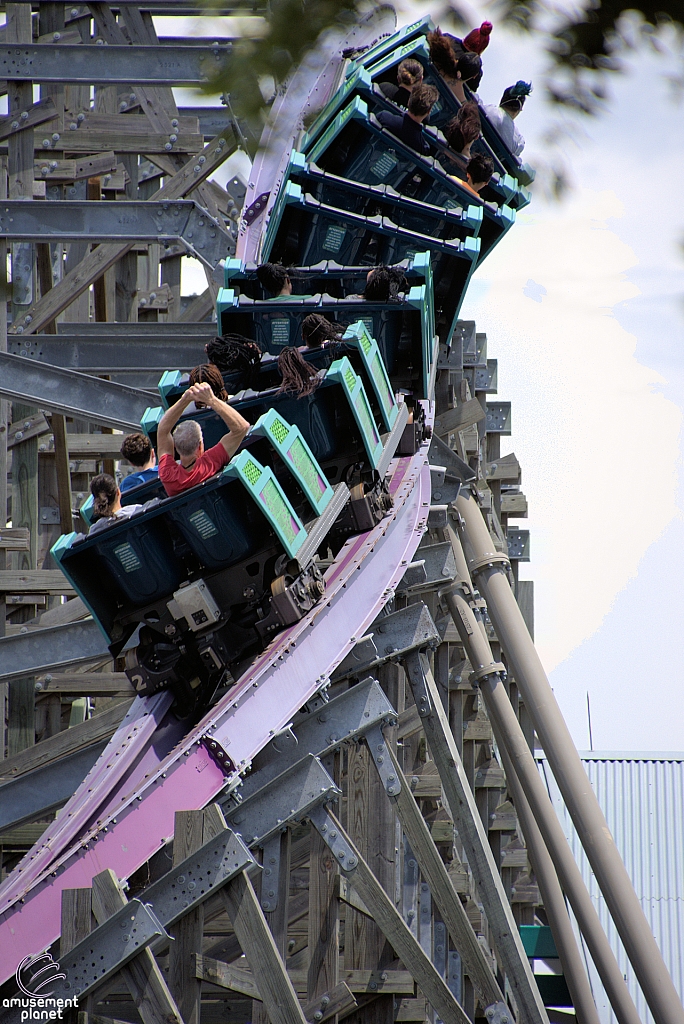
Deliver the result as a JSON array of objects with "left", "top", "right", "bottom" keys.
[
  {"left": 191, "top": 382, "right": 251, "bottom": 458},
  {"left": 156, "top": 390, "right": 196, "bottom": 459}
]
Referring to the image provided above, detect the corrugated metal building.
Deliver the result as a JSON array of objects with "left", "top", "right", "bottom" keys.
[{"left": 537, "top": 752, "right": 684, "bottom": 1023}]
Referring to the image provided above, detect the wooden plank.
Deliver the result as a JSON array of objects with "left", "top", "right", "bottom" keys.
[
  {"left": 394, "top": 998, "right": 428, "bottom": 1021},
  {"left": 485, "top": 452, "right": 520, "bottom": 483},
  {"left": 198, "top": 959, "right": 414, "bottom": 998},
  {"left": 170, "top": 810, "right": 204, "bottom": 1024},
  {"left": 8, "top": 411, "right": 50, "bottom": 448},
  {"left": 501, "top": 492, "right": 528, "bottom": 517},
  {"left": 60, "top": 887, "right": 92, "bottom": 956},
  {"left": 10, "top": 128, "right": 237, "bottom": 337},
  {"left": 326, "top": 812, "right": 469, "bottom": 1024},
  {"left": 91, "top": 869, "right": 183, "bottom": 1024},
  {"left": 178, "top": 286, "right": 212, "bottom": 323},
  {"left": 36, "top": 595, "right": 88, "bottom": 626},
  {"left": 0, "top": 570, "right": 75, "bottom": 593},
  {"left": 0, "top": 822, "right": 48, "bottom": 845},
  {"left": 0, "top": 97, "right": 57, "bottom": 143},
  {"left": 195, "top": 958, "right": 356, "bottom": 1023},
  {"left": 307, "top": 827, "right": 339, "bottom": 1000},
  {"left": 383, "top": 744, "right": 504, "bottom": 1008},
  {"left": 397, "top": 703, "right": 421, "bottom": 739},
  {"left": 434, "top": 399, "right": 485, "bottom": 437},
  {"left": 37, "top": 672, "right": 130, "bottom": 695},
  {"left": 0, "top": 527, "right": 30, "bottom": 551},
  {"left": 51, "top": 414, "right": 73, "bottom": 535},
  {"left": 403, "top": 652, "right": 548, "bottom": 1024},
  {"left": 221, "top": 871, "right": 308, "bottom": 1024},
  {"left": 34, "top": 151, "right": 119, "bottom": 182},
  {"left": 0, "top": 699, "right": 130, "bottom": 779}
]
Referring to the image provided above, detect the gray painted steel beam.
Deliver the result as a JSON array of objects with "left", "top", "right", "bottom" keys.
[
  {"left": 0, "top": 618, "right": 139, "bottom": 682},
  {"left": 0, "top": 43, "right": 229, "bottom": 84},
  {"left": 0, "top": 352, "right": 158, "bottom": 429},
  {"left": 0, "top": 199, "right": 234, "bottom": 268},
  {"left": 331, "top": 602, "right": 440, "bottom": 682},
  {"left": 8, "top": 331, "right": 210, "bottom": 373},
  {"left": 0, "top": 740, "right": 108, "bottom": 831}
]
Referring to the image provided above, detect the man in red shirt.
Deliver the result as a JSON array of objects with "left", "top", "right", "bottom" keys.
[{"left": 157, "top": 381, "right": 251, "bottom": 497}]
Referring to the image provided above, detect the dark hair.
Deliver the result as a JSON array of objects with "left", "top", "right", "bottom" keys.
[
  {"left": 278, "top": 347, "right": 321, "bottom": 397},
  {"left": 500, "top": 80, "right": 533, "bottom": 113},
  {"left": 91, "top": 473, "right": 118, "bottom": 518},
  {"left": 467, "top": 152, "right": 494, "bottom": 186},
  {"left": 256, "top": 262, "right": 290, "bottom": 296},
  {"left": 301, "top": 313, "right": 345, "bottom": 349},
  {"left": 397, "top": 58, "right": 424, "bottom": 87},
  {"left": 456, "top": 51, "right": 482, "bottom": 83},
  {"left": 120, "top": 432, "right": 152, "bottom": 468},
  {"left": 364, "top": 266, "right": 409, "bottom": 302},
  {"left": 427, "top": 28, "right": 460, "bottom": 78},
  {"left": 444, "top": 101, "right": 481, "bottom": 153},
  {"left": 189, "top": 363, "right": 229, "bottom": 402},
  {"left": 205, "top": 333, "right": 262, "bottom": 389},
  {"left": 408, "top": 83, "right": 439, "bottom": 118}
]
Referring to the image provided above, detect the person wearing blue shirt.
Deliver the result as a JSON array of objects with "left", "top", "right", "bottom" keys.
[{"left": 119, "top": 432, "right": 158, "bottom": 493}]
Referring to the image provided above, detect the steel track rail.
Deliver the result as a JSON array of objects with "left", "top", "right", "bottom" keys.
[{"left": 0, "top": 435, "right": 431, "bottom": 980}]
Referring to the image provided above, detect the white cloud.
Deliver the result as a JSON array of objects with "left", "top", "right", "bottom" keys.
[{"left": 462, "top": 188, "right": 682, "bottom": 671}]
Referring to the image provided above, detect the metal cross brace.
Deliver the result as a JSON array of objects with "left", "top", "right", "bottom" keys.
[
  {"left": 48, "top": 823, "right": 253, "bottom": 1001},
  {"left": 0, "top": 199, "right": 234, "bottom": 269},
  {"left": 397, "top": 540, "right": 457, "bottom": 594},
  {"left": 0, "top": 42, "right": 230, "bottom": 84},
  {"left": 0, "top": 352, "right": 159, "bottom": 430},
  {"left": 232, "top": 676, "right": 397, "bottom": 804},
  {"left": 223, "top": 754, "right": 340, "bottom": 849},
  {"left": 331, "top": 602, "right": 440, "bottom": 681},
  {"left": 48, "top": 898, "right": 168, "bottom": 1000}
]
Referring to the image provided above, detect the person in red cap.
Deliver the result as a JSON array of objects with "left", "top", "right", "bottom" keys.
[{"left": 463, "top": 21, "right": 493, "bottom": 55}]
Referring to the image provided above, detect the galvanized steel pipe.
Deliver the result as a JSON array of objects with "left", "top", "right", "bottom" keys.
[{"left": 455, "top": 488, "right": 684, "bottom": 1024}]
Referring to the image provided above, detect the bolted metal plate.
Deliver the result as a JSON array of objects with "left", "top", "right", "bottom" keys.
[
  {"left": 223, "top": 754, "right": 339, "bottom": 847},
  {"left": 485, "top": 402, "right": 511, "bottom": 436},
  {"left": 0, "top": 43, "right": 230, "bottom": 85},
  {"left": 142, "top": 825, "right": 254, "bottom": 928},
  {"left": 332, "top": 603, "right": 440, "bottom": 680},
  {"left": 364, "top": 724, "right": 401, "bottom": 796},
  {"left": 396, "top": 540, "right": 457, "bottom": 595},
  {"left": 484, "top": 1003, "right": 513, "bottom": 1024},
  {"left": 427, "top": 434, "right": 475, "bottom": 485},
  {"left": 507, "top": 529, "right": 530, "bottom": 562},
  {"left": 48, "top": 898, "right": 166, "bottom": 1000},
  {"left": 308, "top": 803, "right": 358, "bottom": 872},
  {"left": 259, "top": 833, "right": 283, "bottom": 913}
]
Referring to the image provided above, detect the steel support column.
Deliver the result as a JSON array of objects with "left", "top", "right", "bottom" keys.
[{"left": 455, "top": 486, "right": 684, "bottom": 1024}]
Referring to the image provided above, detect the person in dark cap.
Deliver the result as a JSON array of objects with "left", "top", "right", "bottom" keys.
[{"left": 480, "top": 81, "right": 532, "bottom": 157}]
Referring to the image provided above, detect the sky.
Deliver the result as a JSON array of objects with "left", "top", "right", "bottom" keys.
[{"left": 170, "top": 5, "right": 684, "bottom": 750}]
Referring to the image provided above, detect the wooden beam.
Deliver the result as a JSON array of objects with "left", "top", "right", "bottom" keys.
[
  {"left": 0, "top": 570, "right": 75, "bottom": 593},
  {"left": 51, "top": 414, "right": 73, "bottom": 535},
  {"left": 434, "top": 399, "right": 485, "bottom": 437},
  {"left": 60, "top": 887, "right": 93, "bottom": 956},
  {"left": 0, "top": 699, "right": 130, "bottom": 780},
  {"left": 37, "top": 672, "right": 130, "bottom": 695},
  {"left": 403, "top": 651, "right": 548, "bottom": 1024},
  {"left": 0, "top": 97, "right": 57, "bottom": 143},
  {"left": 169, "top": 810, "right": 204, "bottom": 1024},
  {"left": 91, "top": 868, "right": 184, "bottom": 1024},
  {"left": 0, "top": 527, "right": 30, "bottom": 551},
  {"left": 326, "top": 812, "right": 470, "bottom": 1024},
  {"left": 221, "top": 871, "right": 309, "bottom": 1024},
  {"left": 382, "top": 743, "right": 505, "bottom": 1008},
  {"left": 307, "top": 828, "right": 339, "bottom": 1001},
  {"left": 178, "top": 286, "right": 213, "bottom": 323},
  {"left": 10, "top": 128, "right": 237, "bottom": 337}
]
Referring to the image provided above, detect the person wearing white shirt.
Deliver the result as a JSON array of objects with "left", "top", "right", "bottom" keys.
[{"left": 473, "top": 81, "right": 532, "bottom": 158}]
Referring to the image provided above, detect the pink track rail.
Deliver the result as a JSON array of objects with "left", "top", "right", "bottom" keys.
[{"left": 0, "top": 439, "right": 431, "bottom": 982}]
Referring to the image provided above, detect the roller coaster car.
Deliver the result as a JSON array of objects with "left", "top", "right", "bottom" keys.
[
  {"left": 215, "top": 291, "right": 437, "bottom": 397},
  {"left": 352, "top": 32, "right": 536, "bottom": 191},
  {"left": 299, "top": 96, "right": 516, "bottom": 242},
  {"left": 55, "top": 453, "right": 332, "bottom": 717},
  {"left": 302, "top": 62, "right": 525, "bottom": 212}
]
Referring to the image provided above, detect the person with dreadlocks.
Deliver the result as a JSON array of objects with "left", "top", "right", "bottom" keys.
[
  {"left": 188, "top": 363, "right": 230, "bottom": 405},
  {"left": 277, "top": 347, "right": 321, "bottom": 398},
  {"left": 364, "top": 266, "right": 409, "bottom": 302},
  {"left": 300, "top": 313, "right": 345, "bottom": 350},
  {"left": 205, "top": 333, "right": 264, "bottom": 391},
  {"left": 256, "top": 263, "right": 293, "bottom": 298}
]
